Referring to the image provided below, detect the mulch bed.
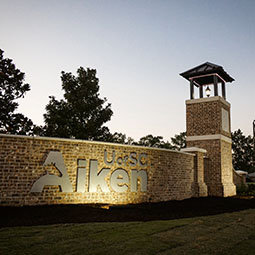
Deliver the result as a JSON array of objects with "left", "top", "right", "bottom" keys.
[{"left": 1, "top": 196, "right": 255, "bottom": 227}]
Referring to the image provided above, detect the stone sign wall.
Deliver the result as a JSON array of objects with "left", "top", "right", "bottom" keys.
[{"left": 0, "top": 134, "right": 202, "bottom": 206}]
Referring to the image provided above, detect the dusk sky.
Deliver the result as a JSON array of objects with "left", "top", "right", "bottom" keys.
[{"left": 1, "top": 0, "right": 255, "bottom": 141}]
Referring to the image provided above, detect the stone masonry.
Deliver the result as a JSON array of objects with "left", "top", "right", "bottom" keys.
[
  {"left": 181, "top": 147, "right": 208, "bottom": 197},
  {"left": 186, "top": 96, "right": 236, "bottom": 197},
  {"left": 0, "top": 134, "right": 205, "bottom": 206}
]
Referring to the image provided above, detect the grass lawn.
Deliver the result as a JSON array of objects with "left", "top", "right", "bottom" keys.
[{"left": 1, "top": 209, "right": 255, "bottom": 255}]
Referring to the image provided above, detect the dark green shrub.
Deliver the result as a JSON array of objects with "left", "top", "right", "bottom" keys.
[{"left": 236, "top": 183, "right": 255, "bottom": 196}]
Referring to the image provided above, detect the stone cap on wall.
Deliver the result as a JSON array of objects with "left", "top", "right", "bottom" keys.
[
  {"left": 181, "top": 147, "right": 207, "bottom": 154},
  {"left": 0, "top": 133, "right": 195, "bottom": 156},
  {"left": 186, "top": 134, "right": 232, "bottom": 144},
  {"left": 186, "top": 96, "right": 230, "bottom": 107}
]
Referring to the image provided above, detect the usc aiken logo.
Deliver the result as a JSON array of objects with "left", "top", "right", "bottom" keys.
[{"left": 30, "top": 150, "right": 148, "bottom": 193}]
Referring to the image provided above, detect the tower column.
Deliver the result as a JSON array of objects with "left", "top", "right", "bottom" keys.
[
  {"left": 222, "top": 81, "right": 226, "bottom": 99},
  {"left": 186, "top": 96, "right": 236, "bottom": 197},
  {"left": 180, "top": 62, "right": 236, "bottom": 197},
  {"left": 199, "top": 85, "right": 203, "bottom": 98},
  {"left": 214, "top": 75, "right": 218, "bottom": 96},
  {"left": 190, "top": 80, "right": 194, "bottom": 99}
]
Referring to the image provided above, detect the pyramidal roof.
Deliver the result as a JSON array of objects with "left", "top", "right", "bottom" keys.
[{"left": 180, "top": 62, "right": 235, "bottom": 84}]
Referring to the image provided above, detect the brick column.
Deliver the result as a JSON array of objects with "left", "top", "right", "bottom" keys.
[
  {"left": 182, "top": 147, "right": 208, "bottom": 197},
  {"left": 186, "top": 96, "right": 236, "bottom": 197}
]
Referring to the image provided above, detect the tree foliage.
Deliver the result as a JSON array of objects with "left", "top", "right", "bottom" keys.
[
  {"left": 135, "top": 134, "right": 171, "bottom": 148},
  {"left": 132, "top": 130, "right": 255, "bottom": 173},
  {"left": 170, "top": 132, "right": 186, "bottom": 150},
  {"left": 109, "top": 132, "right": 135, "bottom": 145},
  {"left": 232, "top": 129, "right": 255, "bottom": 173},
  {"left": 44, "top": 67, "right": 113, "bottom": 141},
  {"left": 0, "top": 49, "right": 34, "bottom": 135},
  {"left": 133, "top": 132, "right": 186, "bottom": 150}
]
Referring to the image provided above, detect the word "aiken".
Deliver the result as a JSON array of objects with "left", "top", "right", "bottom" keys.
[{"left": 30, "top": 150, "right": 148, "bottom": 193}]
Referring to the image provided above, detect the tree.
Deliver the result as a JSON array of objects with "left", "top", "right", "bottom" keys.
[
  {"left": 110, "top": 132, "right": 135, "bottom": 145},
  {"left": 134, "top": 132, "right": 186, "bottom": 150},
  {"left": 232, "top": 129, "right": 255, "bottom": 173},
  {"left": 136, "top": 134, "right": 164, "bottom": 147},
  {"left": 135, "top": 134, "right": 173, "bottom": 149},
  {"left": 44, "top": 67, "right": 113, "bottom": 141},
  {"left": 0, "top": 49, "right": 35, "bottom": 135},
  {"left": 170, "top": 132, "right": 186, "bottom": 150}
]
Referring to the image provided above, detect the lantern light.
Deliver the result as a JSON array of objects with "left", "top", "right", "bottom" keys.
[{"left": 205, "top": 86, "right": 211, "bottom": 97}]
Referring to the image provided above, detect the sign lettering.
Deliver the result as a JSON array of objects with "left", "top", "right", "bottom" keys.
[{"left": 30, "top": 150, "right": 148, "bottom": 193}]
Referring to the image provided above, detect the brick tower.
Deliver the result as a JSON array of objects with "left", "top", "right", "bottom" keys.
[{"left": 180, "top": 62, "right": 236, "bottom": 197}]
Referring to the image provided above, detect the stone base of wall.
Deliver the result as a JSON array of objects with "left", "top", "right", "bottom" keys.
[
  {"left": 192, "top": 182, "right": 208, "bottom": 197},
  {"left": 222, "top": 183, "right": 237, "bottom": 197},
  {"left": 207, "top": 183, "right": 236, "bottom": 197}
]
